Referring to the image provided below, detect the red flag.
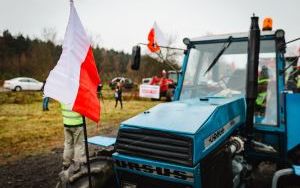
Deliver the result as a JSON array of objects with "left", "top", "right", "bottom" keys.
[
  {"left": 148, "top": 28, "right": 160, "bottom": 52},
  {"left": 147, "top": 22, "right": 167, "bottom": 53},
  {"left": 44, "top": 1, "right": 101, "bottom": 122}
]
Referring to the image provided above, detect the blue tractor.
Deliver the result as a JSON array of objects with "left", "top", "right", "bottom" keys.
[{"left": 57, "top": 16, "right": 300, "bottom": 188}]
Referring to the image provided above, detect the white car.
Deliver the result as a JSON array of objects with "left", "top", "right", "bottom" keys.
[{"left": 3, "top": 77, "right": 43, "bottom": 91}]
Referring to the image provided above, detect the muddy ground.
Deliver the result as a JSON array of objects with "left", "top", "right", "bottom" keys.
[
  {"left": 0, "top": 148, "right": 63, "bottom": 188},
  {"left": 0, "top": 127, "right": 118, "bottom": 188}
]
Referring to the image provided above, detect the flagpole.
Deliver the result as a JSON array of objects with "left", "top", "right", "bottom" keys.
[
  {"left": 138, "top": 42, "right": 185, "bottom": 51},
  {"left": 82, "top": 116, "right": 92, "bottom": 188}
]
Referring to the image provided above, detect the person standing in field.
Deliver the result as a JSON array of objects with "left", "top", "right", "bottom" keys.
[
  {"left": 42, "top": 81, "right": 49, "bottom": 111},
  {"left": 61, "top": 103, "right": 85, "bottom": 170},
  {"left": 114, "top": 82, "right": 123, "bottom": 109},
  {"left": 97, "top": 83, "right": 103, "bottom": 99}
]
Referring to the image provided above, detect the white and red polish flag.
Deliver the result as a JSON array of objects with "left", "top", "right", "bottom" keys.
[
  {"left": 44, "top": 1, "right": 100, "bottom": 122},
  {"left": 147, "top": 22, "right": 167, "bottom": 53}
]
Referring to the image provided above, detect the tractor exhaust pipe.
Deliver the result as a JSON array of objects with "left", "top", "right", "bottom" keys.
[{"left": 245, "top": 15, "right": 260, "bottom": 146}]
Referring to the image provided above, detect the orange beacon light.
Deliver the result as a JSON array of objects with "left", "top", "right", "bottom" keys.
[{"left": 262, "top": 17, "right": 273, "bottom": 31}]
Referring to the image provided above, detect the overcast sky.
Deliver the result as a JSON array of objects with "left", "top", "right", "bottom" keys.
[{"left": 1, "top": 0, "right": 300, "bottom": 53}]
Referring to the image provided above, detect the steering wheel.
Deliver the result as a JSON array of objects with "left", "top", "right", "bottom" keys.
[{"left": 216, "top": 75, "right": 230, "bottom": 89}]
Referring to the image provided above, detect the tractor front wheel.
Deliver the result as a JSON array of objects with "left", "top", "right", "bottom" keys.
[{"left": 55, "top": 147, "right": 115, "bottom": 188}]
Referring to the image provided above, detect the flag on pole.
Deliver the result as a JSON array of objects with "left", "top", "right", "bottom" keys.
[
  {"left": 147, "top": 22, "right": 167, "bottom": 53},
  {"left": 44, "top": 1, "right": 100, "bottom": 122}
]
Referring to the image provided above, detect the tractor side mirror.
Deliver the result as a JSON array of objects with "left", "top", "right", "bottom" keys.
[{"left": 131, "top": 45, "right": 141, "bottom": 70}]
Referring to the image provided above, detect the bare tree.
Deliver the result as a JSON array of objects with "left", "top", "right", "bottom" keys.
[{"left": 41, "top": 27, "right": 57, "bottom": 43}]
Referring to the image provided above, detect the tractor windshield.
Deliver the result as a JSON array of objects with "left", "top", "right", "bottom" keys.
[
  {"left": 181, "top": 39, "right": 277, "bottom": 125},
  {"left": 181, "top": 41, "right": 249, "bottom": 99}
]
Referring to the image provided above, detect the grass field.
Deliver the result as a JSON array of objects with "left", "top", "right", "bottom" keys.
[{"left": 0, "top": 90, "right": 160, "bottom": 165}]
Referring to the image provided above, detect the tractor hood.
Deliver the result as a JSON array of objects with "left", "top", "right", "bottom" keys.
[{"left": 121, "top": 97, "right": 245, "bottom": 135}]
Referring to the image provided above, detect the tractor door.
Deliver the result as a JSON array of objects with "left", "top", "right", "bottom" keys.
[{"left": 249, "top": 33, "right": 287, "bottom": 162}]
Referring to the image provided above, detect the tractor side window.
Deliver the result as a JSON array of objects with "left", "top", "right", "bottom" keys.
[{"left": 254, "top": 42, "right": 277, "bottom": 126}]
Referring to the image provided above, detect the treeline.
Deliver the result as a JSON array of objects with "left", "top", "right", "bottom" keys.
[{"left": 0, "top": 30, "right": 177, "bottom": 83}]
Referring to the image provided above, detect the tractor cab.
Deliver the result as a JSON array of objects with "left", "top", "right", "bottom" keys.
[{"left": 175, "top": 30, "right": 285, "bottom": 160}]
